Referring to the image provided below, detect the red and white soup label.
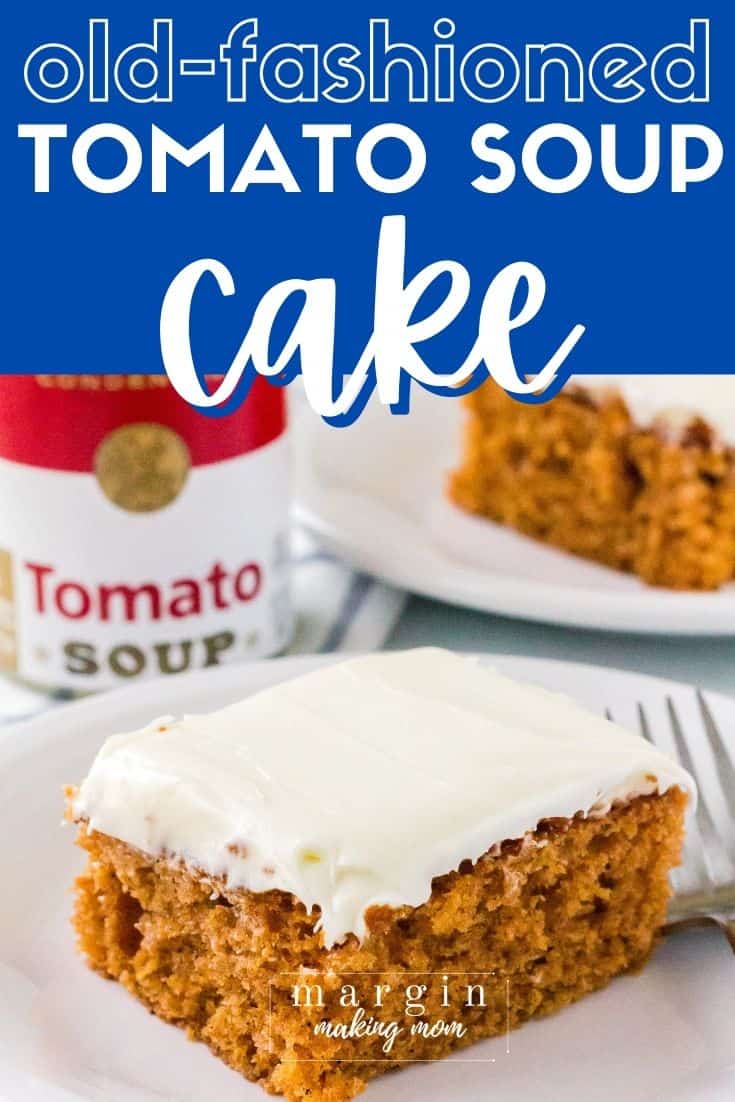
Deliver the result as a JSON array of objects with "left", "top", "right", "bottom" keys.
[{"left": 0, "top": 375, "right": 291, "bottom": 691}]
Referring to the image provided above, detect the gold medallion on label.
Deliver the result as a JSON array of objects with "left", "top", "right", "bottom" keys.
[{"left": 94, "top": 422, "right": 191, "bottom": 512}]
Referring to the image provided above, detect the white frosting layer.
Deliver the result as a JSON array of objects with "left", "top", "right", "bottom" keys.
[
  {"left": 576, "top": 375, "right": 735, "bottom": 444},
  {"left": 73, "top": 649, "right": 694, "bottom": 947}
]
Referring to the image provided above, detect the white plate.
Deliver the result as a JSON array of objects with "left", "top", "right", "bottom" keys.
[
  {"left": 293, "top": 393, "right": 735, "bottom": 634},
  {"left": 0, "top": 652, "right": 733, "bottom": 1102}
]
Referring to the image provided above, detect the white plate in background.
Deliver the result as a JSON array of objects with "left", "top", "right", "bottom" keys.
[
  {"left": 293, "top": 393, "right": 735, "bottom": 634},
  {"left": 0, "top": 652, "right": 733, "bottom": 1102}
]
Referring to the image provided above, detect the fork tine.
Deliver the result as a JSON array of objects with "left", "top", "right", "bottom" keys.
[
  {"left": 696, "top": 690, "right": 735, "bottom": 801},
  {"left": 604, "top": 707, "right": 614, "bottom": 722},
  {"left": 638, "top": 700, "right": 709, "bottom": 894},
  {"left": 636, "top": 703, "right": 654, "bottom": 744},
  {"left": 666, "top": 696, "right": 735, "bottom": 884}
]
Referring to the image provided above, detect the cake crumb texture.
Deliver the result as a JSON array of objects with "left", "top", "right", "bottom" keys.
[
  {"left": 73, "top": 789, "right": 686, "bottom": 1100},
  {"left": 449, "top": 383, "right": 735, "bottom": 590}
]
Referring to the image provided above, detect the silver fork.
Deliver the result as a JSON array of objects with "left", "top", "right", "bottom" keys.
[{"left": 606, "top": 693, "right": 735, "bottom": 953}]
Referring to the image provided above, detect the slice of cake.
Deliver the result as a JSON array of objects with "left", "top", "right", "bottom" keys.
[
  {"left": 69, "top": 648, "right": 693, "bottom": 1101},
  {"left": 449, "top": 375, "right": 735, "bottom": 589}
]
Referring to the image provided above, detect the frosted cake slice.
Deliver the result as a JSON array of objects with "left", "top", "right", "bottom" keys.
[
  {"left": 69, "top": 648, "right": 693, "bottom": 1101},
  {"left": 450, "top": 375, "right": 735, "bottom": 590}
]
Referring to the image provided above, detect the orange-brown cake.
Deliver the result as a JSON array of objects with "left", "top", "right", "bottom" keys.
[
  {"left": 449, "top": 376, "right": 735, "bottom": 590},
  {"left": 69, "top": 648, "right": 693, "bottom": 1101}
]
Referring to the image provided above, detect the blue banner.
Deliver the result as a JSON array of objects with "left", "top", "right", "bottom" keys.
[{"left": 5, "top": 1, "right": 732, "bottom": 419}]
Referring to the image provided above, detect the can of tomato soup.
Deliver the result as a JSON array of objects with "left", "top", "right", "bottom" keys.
[{"left": 0, "top": 375, "right": 291, "bottom": 692}]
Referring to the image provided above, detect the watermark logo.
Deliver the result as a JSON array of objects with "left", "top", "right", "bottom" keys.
[{"left": 269, "top": 971, "right": 512, "bottom": 1063}]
